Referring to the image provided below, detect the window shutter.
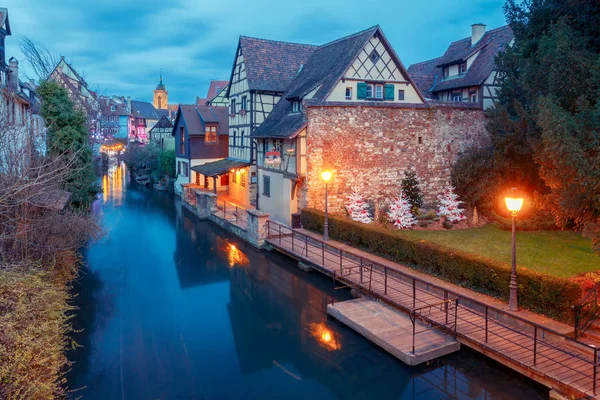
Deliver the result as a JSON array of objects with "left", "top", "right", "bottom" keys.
[
  {"left": 357, "top": 82, "right": 367, "bottom": 99},
  {"left": 385, "top": 84, "right": 394, "bottom": 100}
]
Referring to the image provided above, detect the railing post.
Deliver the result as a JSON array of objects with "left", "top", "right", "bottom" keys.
[
  {"left": 292, "top": 230, "right": 295, "bottom": 252},
  {"left": 412, "top": 278, "right": 416, "bottom": 309},
  {"left": 412, "top": 312, "right": 416, "bottom": 354},
  {"left": 322, "top": 241, "right": 325, "bottom": 266},
  {"left": 305, "top": 234, "right": 308, "bottom": 257},
  {"left": 384, "top": 267, "right": 388, "bottom": 295},
  {"left": 533, "top": 326, "right": 538, "bottom": 366},
  {"left": 444, "top": 290, "right": 448, "bottom": 324},
  {"left": 594, "top": 348, "right": 598, "bottom": 394},
  {"left": 454, "top": 300, "right": 458, "bottom": 339},
  {"left": 267, "top": 221, "right": 270, "bottom": 238},
  {"left": 485, "top": 306, "right": 489, "bottom": 343}
]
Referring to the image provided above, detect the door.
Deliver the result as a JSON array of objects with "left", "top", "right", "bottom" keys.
[{"left": 220, "top": 174, "right": 229, "bottom": 186}]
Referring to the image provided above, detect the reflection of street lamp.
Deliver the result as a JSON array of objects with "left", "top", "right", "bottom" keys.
[
  {"left": 321, "top": 171, "right": 332, "bottom": 240},
  {"left": 505, "top": 189, "right": 524, "bottom": 312}
]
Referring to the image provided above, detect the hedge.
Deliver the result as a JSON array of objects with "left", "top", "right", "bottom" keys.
[{"left": 301, "top": 208, "right": 581, "bottom": 322}]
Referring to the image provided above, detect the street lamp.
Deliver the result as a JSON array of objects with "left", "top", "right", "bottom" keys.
[
  {"left": 321, "top": 171, "right": 332, "bottom": 240},
  {"left": 505, "top": 190, "right": 524, "bottom": 312}
]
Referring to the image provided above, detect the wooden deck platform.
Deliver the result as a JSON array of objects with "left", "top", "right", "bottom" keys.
[
  {"left": 265, "top": 221, "right": 600, "bottom": 399},
  {"left": 328, "top": 298, "right": 460, "bottom": 365}
]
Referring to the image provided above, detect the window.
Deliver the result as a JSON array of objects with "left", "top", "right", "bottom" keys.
[
  {"left": 158, "top": 96, "right": 162, "bottom": 109},
  {"left": 460, "top": 62, "right": 467, "bottom": 74},
  {"left": 205, "top": 126, "right": 217, "bottom": 143},
  {"left": 366, "top": 84, "right": 373, "bottom": 98},
  {"left": 232, "top": 170, "right": 237, "bottom": 183},
  {"left": 418, "top": 136, "right": 423, "bottom": 145},
  {"left": 241, "top": 96, "right": 247, "bottom": 111},
  {"left": 292, "top": 101, "right": 299, "bottom": 113},
  {"left": 345, "top": 87, "right": 352, "bottom": 100},
  {"left": 177, "top": 161, "right": 181, "bottom": 175},
  {"left": 240, "top": 170, "right": 246, "bottom": 187},
  {"left": 443, "top": 67, "right": 449, "bottom": 78},
  {"left": 111, "top": 105, "right": 115, "bottom": 111},
  {"left": 470, "top": 92, "right": 477, "bottom": 102},
  {"left": 375, "top": 85, "right": 383, "bottom": 99},
  {"left": 452, "top": 93, "right": 462, "bottom": 102},
  {"left": 230, "top": 99, "right": 236, "bottom": 115},
  {"left": 398, "top": 89, "right": 405, "bottom": 101},
  {"left": 369, "top": 49, "right": 380, "bottom": 63},
  {"left": 263, "top": 176, "right": 271, "bottom": 197},
  {"left": 179, "top": 127, "right": 185, "bottom": 153},
  {"left": 240, "top": 131, "right": 245, "bottom": 148},
  {"left": 232, "top": 130, "right": 237, "bottom": 147},
  {"left": 182, "top": 162, "right": 189, "bottom": 177}
]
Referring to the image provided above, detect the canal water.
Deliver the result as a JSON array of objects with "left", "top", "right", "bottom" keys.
[{"left": 67, "top": 164, "right": 548, "bottom": 399}]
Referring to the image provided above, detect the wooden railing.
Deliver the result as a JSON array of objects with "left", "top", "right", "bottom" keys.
[{"left": 265, "top": 220, "right": 600, "bottom": 396}]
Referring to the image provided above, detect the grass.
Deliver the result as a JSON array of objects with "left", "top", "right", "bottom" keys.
[{"left": 397, "top": 224, "right": 600, "bottom": 278}]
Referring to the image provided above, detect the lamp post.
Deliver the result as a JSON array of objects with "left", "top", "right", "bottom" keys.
[
  {"left": 321, "top": 171, "right": 332, "bottom": 240},
  {"left": 505, "top": 191, "right": 524, "bottom": 312}
]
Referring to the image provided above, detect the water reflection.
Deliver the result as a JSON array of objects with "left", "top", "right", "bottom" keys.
[{"left": 67, "top": 165, "right": 548, "bottom": 400}]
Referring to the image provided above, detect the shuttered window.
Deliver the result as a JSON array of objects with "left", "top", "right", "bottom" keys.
[
  {"left": 385, "top": 84, "right": 394, "bottom": 100},
  {"left": 357, "top": 82, "right": 367, "bottom": 99},
  {"left": 263, "top": 176, "right": 271, "bottom": 197}
]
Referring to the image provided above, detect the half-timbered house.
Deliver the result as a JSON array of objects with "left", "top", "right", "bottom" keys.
[
  {"left": 408, "top": 24, "right": 513, "bottom": 109},
  {"left": 173, "top": 105, "right": 229, "bottom": 195},
  {"left": 251, "top": 25, "right": 489, "bottom": 224},
  {"left": 194, "top": 37, "right": 315, "bottom": 208},
  {"left": 149, "top": 114, "right": 174, "bottom": 150}
]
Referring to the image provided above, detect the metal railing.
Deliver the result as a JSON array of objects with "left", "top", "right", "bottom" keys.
[
  {"left": 265, "top": 220, "right": 600, "bottom": 395},
  {"left": 410, "top": 299, "right": 458, "bottom": 355},
  {"left": 215, "top": 199, "right": 247, "bottom": 227},
  {"left": 573, "top": 282, "right": 600, "bottom": 339}
]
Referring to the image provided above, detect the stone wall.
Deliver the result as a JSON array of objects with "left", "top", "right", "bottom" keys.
[{"left": 301, "top": 104, "right": 488, "bottom": 213}]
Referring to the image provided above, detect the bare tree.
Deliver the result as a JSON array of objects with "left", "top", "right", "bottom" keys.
[{"left": 18, "top": 36, "right": 60, "bottom": 82}]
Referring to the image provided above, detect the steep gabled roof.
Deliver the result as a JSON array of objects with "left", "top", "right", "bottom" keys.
[
  {"left": 407, "top": 57, "right": 442, "bottom": 98},
  {"left": 409, "top": 25, "right": 513, "bottom": 94},
  {"left": 237, "top": 36, "right": 316, "bottom": 92},
  {"left": 131, "top": 100, "right": 159, "bottom": 120},
  {"left": 149, "top": 114, "right": 173, "bottom": 131},
  {"left": 173, "top": 105, "right": 228, "bottom": 136},
  {"left": 251, "top": 26, "right": 425, "bottom": 139},
  {"left": 0, "top": 8, "right": 11, "bottom": 35}
]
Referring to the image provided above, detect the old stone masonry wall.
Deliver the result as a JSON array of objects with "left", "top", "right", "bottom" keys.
[{"left": 301, "top": 104, "right": 488, "bottom": 213}]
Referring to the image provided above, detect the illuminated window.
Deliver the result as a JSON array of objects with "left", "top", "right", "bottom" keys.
[
  {"left": 179, "top": 127, "right": 185, "bottom": 153},
  {"left": 205, "top": 126, "right": 217, "bottom": 143},
  {"left": 240, "top": 170, "right": 246, "bottom": 187}
]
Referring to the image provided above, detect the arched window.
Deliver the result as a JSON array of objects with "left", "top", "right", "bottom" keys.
[{"left": 158, "top": 95, "right": 162, "bottom": 109}]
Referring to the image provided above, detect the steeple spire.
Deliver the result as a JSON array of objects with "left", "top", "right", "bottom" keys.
[{"left": 156, "top": 69, "right": 166, "bottom": 91}]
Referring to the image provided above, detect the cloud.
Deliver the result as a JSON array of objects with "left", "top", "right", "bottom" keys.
[{"left": 3, "top": 0, "right": 506, "bottom": 104}]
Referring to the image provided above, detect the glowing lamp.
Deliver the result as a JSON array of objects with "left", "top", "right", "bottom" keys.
[
  {"left": 321, "top": 171, "right": 332, "bottom": 182},
  {"left": 505, "top": 197, "right": 523, "bottom": 216}
]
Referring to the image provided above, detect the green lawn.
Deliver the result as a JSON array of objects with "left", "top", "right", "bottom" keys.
[{"left": 397, "top": 224, "right": 600, "bottom": 278}]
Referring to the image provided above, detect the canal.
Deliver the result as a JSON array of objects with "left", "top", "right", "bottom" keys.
[{"left": 67, "top": 164, "right": 548, "bottom": 399}]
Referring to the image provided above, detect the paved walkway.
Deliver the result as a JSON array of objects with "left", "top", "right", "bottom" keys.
[{"left": 266, "top": 222, "right": 600, "bottom": 399}]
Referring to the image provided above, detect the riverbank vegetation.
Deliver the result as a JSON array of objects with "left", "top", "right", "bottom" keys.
[
  {"left": 0, "top": 82, "right": 101, "bottom": 397},
  {"left": 122, "top": 143, "right": 176, "bottom": 183},
  {"left": 301, "top": 209, "right": 581, "bottom": 322}
]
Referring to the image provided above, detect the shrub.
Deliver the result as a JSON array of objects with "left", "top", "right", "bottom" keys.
[{"left": 301, "top": 208, "right": 581, "bottom": 322}]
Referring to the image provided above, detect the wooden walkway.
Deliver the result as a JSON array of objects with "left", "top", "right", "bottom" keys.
[{"left": 265, "top": 221, "right": 600, "bottom": 399}]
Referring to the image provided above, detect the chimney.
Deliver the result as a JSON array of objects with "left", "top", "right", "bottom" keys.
[
  {"left": 7, "top": 57, "right": 18, "bottom": 92},
  {"left": 471, "top": 23, "right": 486, "bottom": 45}
]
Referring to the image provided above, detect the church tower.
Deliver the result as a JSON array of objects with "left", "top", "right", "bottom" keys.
[{"left": 153, "top": 72, "right": 168, "bottom": 110}]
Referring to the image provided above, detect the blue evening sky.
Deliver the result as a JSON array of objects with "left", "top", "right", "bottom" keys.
[{"left": 4, "top": 0, "right": 506, "bottom": 104}]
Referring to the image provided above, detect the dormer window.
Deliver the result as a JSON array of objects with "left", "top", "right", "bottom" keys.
[
  {"left": 110, "top": 105, "right": 115, "bottom": 111},
  {"left": 369, "top": 50, "right": 380, "bottom": 63},
  {"left": 460, "top": 62, "right": 467, "bottom": 74},
  {"left": 443, "top": 67, "right": 449, "bottom": 78},
  {"left": 292, "top": 101, "right": 301, "bottom": 113}
]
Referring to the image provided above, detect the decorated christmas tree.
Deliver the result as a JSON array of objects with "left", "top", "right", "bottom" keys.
[
  {"left": 401, "top": 170, "right": 424, "bottom": 211},
  {"left": 387, "top": 191, "right": 417, "bottom": 229},
  {"left": 345, "top": 188, "right": 373, "bottom": 224},
  {"left": 438, "top": 186, "right": 466, "bottom": 222}
]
